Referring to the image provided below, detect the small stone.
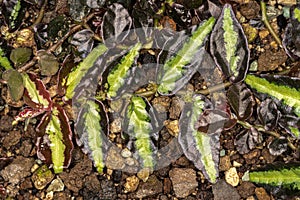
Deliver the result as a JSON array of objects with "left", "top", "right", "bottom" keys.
[
  {"left": 45, "top": 191, "right": 53, "bottom": 200},
  {"left": 47, "top": 177, "right": 64, "bottom": 192},
  {"left": 110, "top": 118, "right": 122, "bottom": 133},
  {"left": 137, "top": 168, "right": 150, "bottom": 182},
  {"left": 255, "top": 187, "right": 270, "bottom": 200},
  {"left": 169, "top": 97, "right": 184, "bottom": 119},
  {"left": 219, "top": 155, "right": 231, "bottom": 171},
  {"left": 233, "top": 161, "right": 242, "bottom": 167},
  {"left": 105, "top": 147, "right": 125, "bottom": 170},
  {"left": 243, "top": 149, "right": 261, "bottom": 164},
  {"left": 125, "top": 157, "right": 135, "bottom": 166},
  {"left": 258, "top": 49, "right": 287, "bottom": 71},
  {"left": 242, "top": 24, "right": 258, "bottom": 43},
  {"left": 31, "top": 165, "right": 55, "bottom": 190},
  {"left": 212, "top": 180, "right": 241, "bottom": 200},
  {"left": 2, "top": 130, "right": 21, "bottom": 149},
  {"left": 277, "top": 0, "right": 296, "bottom": 6},
  {"left": 163, "top": 178, "right": 172, "bottom": 194},
  {"left": 225, "top": 167, "right": 240, "bottom": 187},
  {"left": 0, "top": 156, "right": 35, "bottom": 185},
  {"left": 135, "top": 175, "right": 162, "bottom": 199},
  {"left": 246, "top": 196, "right": 256, "bottom": 200},
  {"left": 259, "top": 29, "right": 269, "bottom": 40},
  {"left": 121, "top": 148, "right": 132, "bottom": 158},
  {"left": 237, "top": 182, "right": 256, "bottom": 198},
  {"left": 164, "top": 120, "right": 179, "bottom": 137},
  {"left": 240, "top": 1, "right": 260, "bottom": 19},
  {"left": 124, "top": 176, "right": 139, "bottom": 193},
  {"left": 151, "top": 96, "right": 171, "bottom": 113},
  {"left": 169, "top": 168, "right": 198, "bottom": 198}
]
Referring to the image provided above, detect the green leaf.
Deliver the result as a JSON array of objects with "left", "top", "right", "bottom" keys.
[
  {"left": 244, "top": 166, "right": 300, "bottom": 190},
  {"left": 65, "top": 44, "right": 107, "bottom": 101},
  {"left": 294, "top": 8, "right": 300, "bottom": 22},
  {"left": 179, "top": 94, "right": 219, "bottom": 183},
  {"left": 157, "top": 17, "right": 215, "bottom": 94},
  {"left": 10, "top": 47, "right": 32, "bottom": 67},
  {"left": 0, "top": 48, "right": 13, "bottom": 70},
  {"left": 22, "top": 73, "right": 52, "bottom": 110},
  {"left": 210, "top": 4, "right": 250, "bottom": 82},
  {"left": 245, "top": 74, "right": 300, "bottom": 118},
  {"left": 38, "top": 50, "right": 59, "bottom": 76},
  {"left": 2, "top": 69, "right": 24, "bottom": 101},
  {"left": 75, "top": 99, "right": 110, "bottom": 173},
  {"left": 125, "top": 95, "right": 156, "bottom": 169},
  {"left": 43, "top": 106, "right": 73, "bottom": 173},
  {"left": 106, "top": 42, "right": 142, "bottom": 99}
]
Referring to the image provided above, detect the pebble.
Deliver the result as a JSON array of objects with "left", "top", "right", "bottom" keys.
[
  {"left": 255, "top": 187, "right": 270, "bottom": 200},
  {"left": 277, "top": 0, "right": 296, "bottom": 6},
  {"left": 31, "top": 165, "right": 55, "bottom": 190},
  {"left": 124, "top": 176, "right": 139, "bottom": 193},
  {"left": 105, "top": 147, "right": 125, "bottom": 170},
  {"left": 137, "top": 168, "right": 150, "bottom": 182},
  {"left": 169, "top": 168, "right": 198, "bottom": 198},
  {"left": 135, "top": 175, "right": 162, "bottom": 199},
  {"left": 225, "top": 167, "right": 240, "bottom": 187},
  {"left": 219, "top": 155, "right": 231, "bottom": 171},
  {"left": 237, "top": 181, "right": 256, "bottom": 198},
  {"left": 242, "top": 24, "right": 258, "bottom": 43},
  {"left": 46, "top": 177, "right": 64, "bottom": 192},
  {"left": 259, "top": 29, "right": 269, "bottom": 40},
  {"left": 0, "top": 156, "right": 35, "bottom": 185},
  {"left": 213, "top": 180, "right": 240, "bottom": 200},
  {"left": 110, "top": 118, "right": 122, "bottom": 133},
  {"left": 124, "top": 157, "right": 135, "bottom": 166},
  {"left": 233, "top": 161, "right": 242, "bottom": 167},
  {"left": 2, "top": 130, "right": 22, "bottom": 149},
  {"left": 164, "top": 120, "right": 179, "bottom": 137},
  {"left": 258, "top": 49, "right": 287, "bottom": 71},
  {"left": 121, "top": 148, "right": 132, "bottom": 158}
]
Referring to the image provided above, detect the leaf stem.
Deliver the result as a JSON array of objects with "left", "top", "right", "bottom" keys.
[
  {"left": 31, "top": 0, "right": 48, "bottom": 28},
  {"left": 260, "top": 1, "right": 282, "bottom": 47},
  {"left": 197, "top": 81, "right": 232, "bottom": 95},
  {"left": 237, "top": 120, "right": 297, "bottom": 151}
]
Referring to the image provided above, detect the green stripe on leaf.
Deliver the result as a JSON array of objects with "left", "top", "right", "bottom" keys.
[
  {"left": 294, "top": 8, "right": 300, "bottom": 22},
  {"left": 0, "top": 48, "right": 13, "bottom": 70},
  {"left": 157, "top": 17, "right": 215, "bottom": 94},
  {"left": 245, "top": 74, "right": 300, "bottom": 117},
  {"left": 106, "top": 42, "right": 142, "bottom": 98},
  {"left": 65, "top": 44, "right": 107, "bottom": 100}
]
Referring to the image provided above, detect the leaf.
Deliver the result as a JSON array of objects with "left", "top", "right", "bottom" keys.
[
  {"left": 75, "top": 99, "right": 110, "bottom": 173},
  {"left": 210, "top": 4, "right": 250, "bottom": 83},
  {"left": 157, "top": 17, "right": 215, "bottom": 95},
  {"left": 245, "top": 74, "right": 300, "bottom": 118},
  {"left": 283, "top": 5, "right": 300, "bottom": 59},
  {"left": 234, "top": 127, "right": 262, "bottom": 154},
  {"left": 36, "top": 105, "right": 73, "bottom": 173},
  {"left": 2, "top": 0, "right": 26, "bottom": 31},
  {"left": 68, "top": 0, "right": 90, "bottom": 22},
  {"left": 179, "top": 94, "right": 219, "bottom": 183},
  {"left": 101, "top": 3, "right": 133, "bottom": 47},
  {"left": 244, "top": 166, "right": 300, "bottom": 190},
  {"left": 57, "top": 54, "right": 76, "bottom": 96},
  {"left": 257, "top": 98, "right": 280, "bottom": 131},
  {"left": 268, "top": 137, "right": 288, "bottom": 156},
  {"left": 279, "top": 115, "right": 300, "bottom": 138},
  {"left": 37, "top": 50, "right": 59, "bottom": 76},
  {"left": 13, "top": 107, "right": 45, "bottom": 125},
  {"left": 64, "top": 44, "right": 107, "bottom": 101},
  {"left": 22, "top": 73, "right": 52, "bottom": 110},
  {"left": 2, "top": 69, "right": 24, "bottom": 101},
  {"left": 70, "top": 29, "right": 94, "bottom": 58},
  {"left": 0, "top": 47, "right": 13, "bottom": 70},
  {"left": 105, "top": 42, "right": 142, "bottom": 99},
  {"left": 227, "top": 82, "right": 254, "bottom": 120},
  {"left": 10, "top": 47, "right": 32, "bottom": 67},
  {"left": 124, "top": 95, "right": 158, "bottom": 170}
]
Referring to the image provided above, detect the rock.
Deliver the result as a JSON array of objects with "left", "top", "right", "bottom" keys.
[
  {"left": 151, "top": 96, "right": 171, "bottom": 113},
  {"left": 47, "top": 177, "right": 64, "bottom": 192},
  {"left": 225, "top": 167, "right": 240, "bottom": 187},
  {"left": 242, "top": 24, "right": 258, "bottom": 43},
  {"left": 2, "top": 130, "right": 21, "bottom": 149},
  {"left": 124, "top": 176, "right": 139, "bottom": 193},
  {"left": 169, "top": 97, "right": 184, "bottom": 119},
  {"left": 174, "top": 156, "right": 190, "bottom": 167},
  {"left": 163, "top": 178, "right": 172, "bottom": 194},
  {"left": 121, "top": 148, "right": 132, "bottom": 158},
  {"left": 262, "top": 148, "right": 276, "bottom": 163},
  {"left": 105, "top": 147, "right": 125, "bottom": 170},
  {"left": 212, "top": 180, "right": 241, "bottom": 200},
  {"left": 259, "top": 29, "right": 269, "bottom": 40},
  {"left": 164, "top": 120, "right": 179, "bottom": 137},
  {"left": 99, "top": 179, "right": 117, "bottom": 199},
  {"left": 137, "top": 168, "right": 150, "bottom": 182},
  {"left": 237, "top": 182, "right": 256, "bottom": 198},
  {"left": 31, "top": 165, "right": 54, "bottom": 190},
  {"left": 84, "top": 173, "right": 101, "bottom": 193},
  {"left": 255, "top": 187, "right": 270, "bottom": 200},
  {"left": 169, "top": 168, "right": 198, "bottom": 198},
  {"left": 258, "top": 49, "right": 287, "bottom": 72},
  {"left": 219, "top": 155, "right": 231, "bottom": 171},
  {"left": 59, "top": 157, "right": 92, "bottom": 193},
  {"left": 0, "top": 156, "right": 35, "bottom": 185},
  {"left": 0, "top": 116, "right": 14, "bottom": 132},
  {"left": 19, "top": 140, "right": 33, "bottom": 157},
  {"left": 243, "top": 149, "right": 261, "bottom": 164},
  {"left": 110, "top": 118, "right": 122, "bottom": 133},
  {"left": 240, "top": 1, "right": 260, "bottom": 19},
  {"left": 277, "top": 0, "right": 296, "bottom": 6},
  {"left": 135, "top": 175, "right": 162, "bottom": 199}
]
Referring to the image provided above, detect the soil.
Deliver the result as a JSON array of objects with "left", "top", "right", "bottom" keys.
[{"left": 0, "top": 0, "right": 300, "bottom": 200}]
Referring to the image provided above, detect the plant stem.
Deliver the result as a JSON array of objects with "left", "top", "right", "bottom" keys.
[
  {"left": 31, "top": 0, "right": 48, "bottom": 28},
  {"left": 260, "top": 1, "right": 282, "bottom": 47},
  {"left": 197, "top": 81, "right": 232, "bottom": 95},
  {"left": 237, "top": 120, "right": 297, "bottom": 151}
]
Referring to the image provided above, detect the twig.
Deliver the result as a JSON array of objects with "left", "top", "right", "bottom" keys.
[
  {"left": 260, "top": 1, "right": 282, "bottom": 47},
  {"left": 30, "top": 0, "right": 48, "bottom": 28},
  {"left": 237, "top": 120, "right": 297, "bottom": 151},
  {"left": 196, "top": 81, "right": 232, "bottom": 95}
]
